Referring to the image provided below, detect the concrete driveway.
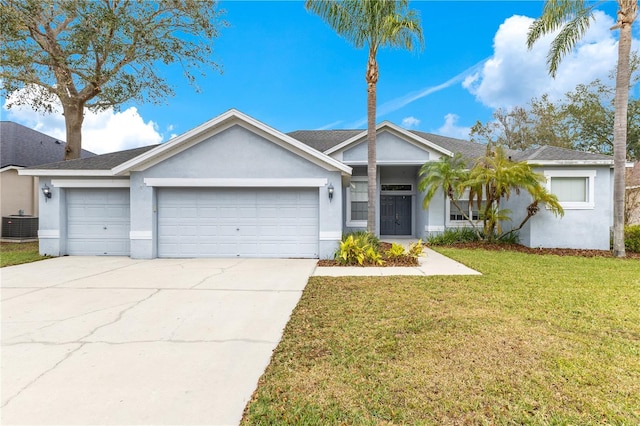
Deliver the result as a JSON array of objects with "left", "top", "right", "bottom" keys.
[{"left": 1, "top": 256, "right": 317, "bottom": 425}]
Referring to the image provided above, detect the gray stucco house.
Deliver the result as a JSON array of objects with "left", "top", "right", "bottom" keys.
[{"left": 21, "top": 109, "right": 614, "bottom": 259}]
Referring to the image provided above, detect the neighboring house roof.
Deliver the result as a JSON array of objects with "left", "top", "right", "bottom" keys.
[{"left": 0, "top": 121, "right": 94, "bottom": 168}]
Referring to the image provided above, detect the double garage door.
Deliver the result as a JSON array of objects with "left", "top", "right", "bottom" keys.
[{"left": 157, "top": 188, "right": 319, "bottom": 258}]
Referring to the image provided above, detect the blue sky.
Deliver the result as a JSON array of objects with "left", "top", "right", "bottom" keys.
[{"left": 2, "top": 1, "right": 638, "bottom": 154}]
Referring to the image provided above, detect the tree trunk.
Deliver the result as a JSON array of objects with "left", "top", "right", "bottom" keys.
[
  {"left": 366, "top": 51, "right": 378, "bottom": 235},
  {"left": 61, "top": 100, "right": 85, "bottom": 160},
  {"left": 612, "top": 4, "right": 634, "bottom": 257}
]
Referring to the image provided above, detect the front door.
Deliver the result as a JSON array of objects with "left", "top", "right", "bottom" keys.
[{"left": 380, "top": 195, "right": 412, "bottom": 235}]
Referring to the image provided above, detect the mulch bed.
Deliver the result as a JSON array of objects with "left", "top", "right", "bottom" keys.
[
  {"left": 318, "top": 242, "right": 639, "bottom": 267},
  {"left": 317, "top": 242, "right": 420, "bottom": 267},
  {"left": 438, "top": 242, "right": 640, "bottom": 259}
]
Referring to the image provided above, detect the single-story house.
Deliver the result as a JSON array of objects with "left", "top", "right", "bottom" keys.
[
  {"left": 20, "top": 109, "right": 615, "bottom": 258},
  {"left": 0, "top": 121, "right": 94, "bottom": 239}
]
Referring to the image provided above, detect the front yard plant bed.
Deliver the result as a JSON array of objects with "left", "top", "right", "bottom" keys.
[
  {"left": 319, "top": 242, "right": 420, "bottom": 267},
  {"left": 243, "top": 249, "right": 640, "bottom": 425},
  {"left": 446, "top": 242, "right": 640, "bottom": 259}
]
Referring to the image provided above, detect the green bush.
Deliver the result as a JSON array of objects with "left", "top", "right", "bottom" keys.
[
  {"left": 426, "top": 228, "right": 480, "bottom": 245},
  {"left": 385, "top": 243, "right": 406, "bottom": 259},
  {"left": 625, "top": 225, "right": 640, "bottom": 253}
]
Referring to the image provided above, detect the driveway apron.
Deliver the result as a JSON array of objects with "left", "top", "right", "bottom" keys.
[{"left": 1, "top": 256, "right": 316, "bottom": 425}]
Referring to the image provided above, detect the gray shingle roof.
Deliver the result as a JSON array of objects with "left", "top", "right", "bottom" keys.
[
  {"left": 27, "top": 145, "right": 158, "bottom": 170},
  {"left": 512, "top": 145, "right": 613, "bottom": 162},
  {"left": 287, "top": 130, "right": 363, "bottom": 152},
  {"left": 1, "top": 121, "right": 95, "bottom": 168}
]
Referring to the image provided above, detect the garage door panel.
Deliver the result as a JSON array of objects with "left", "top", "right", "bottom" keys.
[
  {"left": 158, "top": 188, "right": 318, "bottom": 258},
  {"left": 66, "top": 189, "right": 130, "bottom": 256}
]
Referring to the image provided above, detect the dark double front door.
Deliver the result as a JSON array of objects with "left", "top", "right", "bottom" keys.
[{"left": 380, "top": 195, "right": 411, "bottom": 235}]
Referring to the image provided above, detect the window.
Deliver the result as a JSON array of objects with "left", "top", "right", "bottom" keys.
[
  {"left": 347, "top": 178, "right": 368, "bottom": 226},
  {"left": 381, "top": 184, "right": 412, "bottom": 191},
  {"left": 449, "top": 199, "right": 482, "bottom": 222},
  {"left": 545, "top": 170, "right": 596, "bottom": 209}
]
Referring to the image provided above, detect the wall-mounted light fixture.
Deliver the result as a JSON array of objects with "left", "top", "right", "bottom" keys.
[
  {"left": 327, "top": 183, "right": 334, "bottom": 201},
  {"left": 42, "top": 184, "right": 52, "bottom": 201}
]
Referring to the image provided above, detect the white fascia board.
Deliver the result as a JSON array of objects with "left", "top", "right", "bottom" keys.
[
  {"left": 0, "top": 166, "right": 24, "bottom": 172},
  {"left": 113, "top": 109, "right": 352, "bottom": 176},
  {"left": 51, "top": 179, "right": 130, "bottom": 188},
  {"left": 324, "top": 121, "right": 454, "bottom": 158},
  {"left": 18, "top": 169, "right": 114, "bottom": 177},
  {"left": 527, "top": 160, "right": 614, "bottom": 166},
  {"left": 144, "top": 178, "right": 329, "bottom": 187}
]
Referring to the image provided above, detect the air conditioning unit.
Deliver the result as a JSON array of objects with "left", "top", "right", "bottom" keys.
[{"left": 2, "top": 216, "right": 39, "bottom": 239}]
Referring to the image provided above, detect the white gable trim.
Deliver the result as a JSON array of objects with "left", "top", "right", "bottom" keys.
[
  {"left": 325, "top": 121, "right": 454, "bottom": 158},
  {"left": 0, "top": 165, "right": 24, "bottom": 173},
  {"left": 143, "top": 178, "right": 328, "bottom": 187},
  {"left": 528, "top": 160, "right": 614, "bottom": 166},
  {"left": 113, "top": 109, "right": 352, "bottom": 176}
]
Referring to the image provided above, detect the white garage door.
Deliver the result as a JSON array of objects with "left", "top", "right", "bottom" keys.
[
  {"left": 158, "top": 188, "right": 319, "bottom": 258},
  {"left": 66, "top": 189, "right": 130, "bottom": 255}
]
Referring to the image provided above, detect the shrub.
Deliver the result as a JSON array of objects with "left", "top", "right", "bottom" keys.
[
  {"left": 625, "top": 225, "right": 640, "bottom": 253},
  {"left": 336, "top": 232, "right": 385, "bottom": 266},
  {"left": 385, "top": 243, "right": 406, "bottom": 259},
  {"left": 347, "top": 231, "right": 381, "bottom": 250},
  {"left": 408, "top": 239, "right": 424, "bottom": 258},
  {"left": 497, "top": 231, "right": 520, "bottom": 244},
  {"left": 426, "top": 228, "right": 480, "bottom": 245}
]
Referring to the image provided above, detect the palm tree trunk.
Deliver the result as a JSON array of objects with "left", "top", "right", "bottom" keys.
[
  {"left": 366, "top": 51, "right": 378, "bottom": 235},
  {"left": 61, "top": 101, "right": 84, "bottom": 161},
  {"left": 612, "top": 4, "right": 635, "bottom": 257}
]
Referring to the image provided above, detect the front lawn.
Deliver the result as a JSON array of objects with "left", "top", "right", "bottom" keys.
[
  {"left": 0, "top": 241, "right": 49, "bottom": 267},
  {"left": 243, "top": 249, "right": 640, "bottom": 424}
]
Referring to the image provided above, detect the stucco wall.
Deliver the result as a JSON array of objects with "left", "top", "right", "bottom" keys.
[
  {"left": 0, "top": 169, "right": 38, "bottom": 235},
  {"left": 503, "top": 166, "right": 612, "bottom": 250},
  {"left": 341, "top": 131, "right": 433, "bottom": 163}
]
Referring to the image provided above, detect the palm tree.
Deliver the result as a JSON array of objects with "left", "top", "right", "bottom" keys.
[
  {"left": 305, "top": 0, "right": 423, "bottom": 234},
  {"left": 527, "top": 0, "right": 638, "bottom": 257},
  {"left": 419, "top": 146, "right": 564, "bottom": 242}
]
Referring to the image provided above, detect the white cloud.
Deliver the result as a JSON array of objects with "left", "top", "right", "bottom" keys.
[
  {"left": 401, "top": 116, "right": 420, "bottom": 129},
  {"left": 464, "top": 11, "right": 637, "bottom": 109},
  {"left": 2, "top": 88, "right": 165, "bottom": 154},
  {"left": 434, "top": 113, "right": 471, "bottom": 140}
]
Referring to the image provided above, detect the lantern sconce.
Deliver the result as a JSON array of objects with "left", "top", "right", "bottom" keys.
[
  {"left": 42, "top": 184, "right": 52, "bottom": 201},
  {"left": 327, "top": 183, "right": 334, "bottom": 201}
]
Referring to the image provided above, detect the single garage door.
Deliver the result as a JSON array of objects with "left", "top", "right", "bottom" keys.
[
  {"left": 66, "top": 188, "right": 130, "bottom": 255},
  {"left": 158, "top": 188, "right": 319, "bottom": 258}
]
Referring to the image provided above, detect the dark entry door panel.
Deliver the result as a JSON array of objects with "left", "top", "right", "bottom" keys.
[{"left": 380, "top": 195, "right": 411, "bottom": 235}]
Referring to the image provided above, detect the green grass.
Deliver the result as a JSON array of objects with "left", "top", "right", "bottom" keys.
[
  {"left": 0, "top": 242, "right": 49, "bottom": 267},
  {"left": 243, "top": 249, "right": 640, "bottom": 425}
]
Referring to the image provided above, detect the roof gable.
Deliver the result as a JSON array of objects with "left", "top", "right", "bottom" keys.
[{"left": 113, "top": 109, "right": 351, "bottom": 176}]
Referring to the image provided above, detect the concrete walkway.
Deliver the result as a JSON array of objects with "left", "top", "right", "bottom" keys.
[
  {"left": 1, "top": 256, "right": 316, "bottom": 426},
  {"left": 313, "top": 240, "right": 481, "bottom": 277}
]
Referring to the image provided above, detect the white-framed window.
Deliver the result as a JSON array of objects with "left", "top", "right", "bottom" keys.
[
  {"left": 448, "top": 198, "right": 484, "bottom": 224},
  {"left": 545, "top": 170, "right": 596, "bottom": 210},
  {"left": 347, "top": 177, "right": 368, "bottom": 227}
]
